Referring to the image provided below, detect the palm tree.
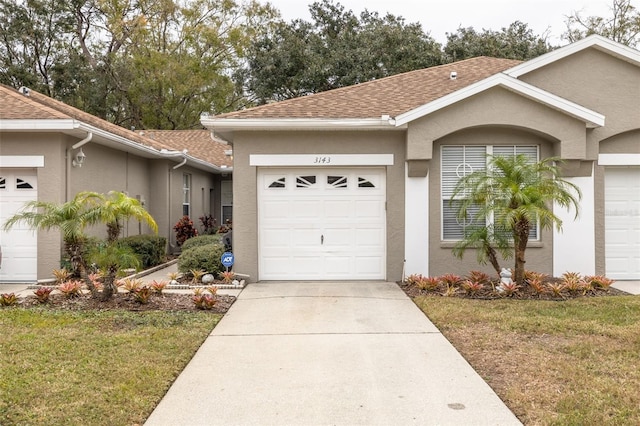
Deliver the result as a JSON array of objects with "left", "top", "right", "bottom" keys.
[
  {"left": 2, "top": 192, "right": 103, "bottom": 276},
  {"left": 452, "top": 155, "right": 581, "bottom": 285},
  {"left": 86, "top": 191, "right": 158, "bottom": 243}
]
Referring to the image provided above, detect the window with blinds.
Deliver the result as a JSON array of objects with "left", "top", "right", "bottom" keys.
[{"left": 441, "top": 145, "right": 539, "bottom": 240}]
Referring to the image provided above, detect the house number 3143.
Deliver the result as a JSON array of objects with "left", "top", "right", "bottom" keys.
[{"left": 314, "top": 156, "right": 331, "bottom": 164}]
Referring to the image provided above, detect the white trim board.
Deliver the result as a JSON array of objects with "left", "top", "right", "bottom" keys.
[
  {"left": 599, "top": 154, "right": 640, "bottom": 166},
  {"left": 0, "top": 156, "right": 45, "bottom": 167},
  {"left": 250, "top": 154, "right": 394, "bottom": 167}
]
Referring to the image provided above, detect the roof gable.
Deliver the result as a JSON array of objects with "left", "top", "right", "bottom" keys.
[
  {"left": 507, "top": 34, "right": 640, "bottom": 78},
  {"left": 395, "top": 74, "right": 605, "bottom": 128}
]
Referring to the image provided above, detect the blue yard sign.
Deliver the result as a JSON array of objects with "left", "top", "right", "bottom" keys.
[{"left": 221, "top": 252, "right": 235, "bottom": 268}]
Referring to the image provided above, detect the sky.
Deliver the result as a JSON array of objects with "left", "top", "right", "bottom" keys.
[{"left": 267, "top": 0, "right": 614, "bottom": 45}]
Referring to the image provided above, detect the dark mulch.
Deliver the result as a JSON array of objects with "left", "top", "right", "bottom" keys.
[
  {"left": 398, "top": 279, "right": 628, "bottom": 300},
  {"left": 17, "top": 292, "right": 235, "bottom": 313}
]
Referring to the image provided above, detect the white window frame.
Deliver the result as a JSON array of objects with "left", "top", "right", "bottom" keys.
[
  {"left": 182, "top": 173, "right": 191, "bottom": 217},
  {"left": 441, "top": 145, "right": 540, "bottom": 241}
]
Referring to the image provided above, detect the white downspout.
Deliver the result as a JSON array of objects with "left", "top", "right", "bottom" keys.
[
  {"left": 72, "top": 132, "right": 93, "bottom": 149},
  {"left": 172, "top": 150, "right": 188, "bottom": 169}
]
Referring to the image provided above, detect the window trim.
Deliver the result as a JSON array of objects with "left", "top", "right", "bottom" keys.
[{"left": 441, "top": 145, "right": 540, "bottom": 241}]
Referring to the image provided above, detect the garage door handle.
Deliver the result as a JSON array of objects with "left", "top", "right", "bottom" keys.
[{"left": 321, "top": 235, "right": 324, "bottom": 245}]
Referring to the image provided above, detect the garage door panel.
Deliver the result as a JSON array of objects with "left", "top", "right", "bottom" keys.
[
  {"left": 293, "top": 200, "right": 322, "bottom": 218},
  {"left": 0, "top": 169, "right": 38, "bottom": 283},
  {"left": 258, "top": 167, "right": 386, "bottom": 280},
  {"left": 605, "top": 167, "right": 640, "bottom": 279}
]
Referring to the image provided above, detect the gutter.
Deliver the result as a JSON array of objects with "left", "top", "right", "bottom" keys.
[{"left": 200, "top": 116, "right": 405, "bottom": 132}]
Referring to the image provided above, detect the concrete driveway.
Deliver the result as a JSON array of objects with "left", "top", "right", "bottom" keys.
[{"left": 145, "top": 281, "right": 521, "bottom": 425}]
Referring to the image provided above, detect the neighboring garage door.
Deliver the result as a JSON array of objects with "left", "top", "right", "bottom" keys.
[
  {"left": 258, "top": 167, "right": 386, "bottom": 280},
  {"left": 604, "top": 167, "right": 640, "bottom": 280},
  {"left": 0, "top": 169, "right": 38, "bottom": 283}
]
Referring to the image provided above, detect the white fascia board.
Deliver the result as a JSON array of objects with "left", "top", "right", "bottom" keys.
[
  {"left": 0, "top": 119, "right": 77, "bottom": 130},
  {"left": 0, "top": 155, "right": 45, "bottom": 167},
  {"left": 201, "top": 117, "right": 404, "bottom": 131},
  {"left": 507, "top": 35, "right": 640, "bottom": 78},
  {"left": 394, "top": 74, "right": 605, "bottom": 128},
  {"left": 599, "top": 153, "right": 640, "bottom": 166}
]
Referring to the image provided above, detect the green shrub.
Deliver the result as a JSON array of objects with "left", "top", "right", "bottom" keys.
[
  {"left": 177, "top": 243, "right": 225, "bottom": 276},
  {"left": 119, "top": 235, "right": 167, "bottom": 269},
  {"left": 181, "top": 234, "right": 223, "bottom": 251}
]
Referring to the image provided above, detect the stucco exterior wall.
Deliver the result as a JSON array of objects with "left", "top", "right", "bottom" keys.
[
  {"left": 231, "top": 130, "right": 406, "bottom": 281},
  {"left": 427, "top": 127, "right": 557, "bottom": 277},
  {"left": 1, "top": 133, "right": 65, "bottom": 279},
  {"left": 521, "top": 49, "right": 640, "bottom": 276}
]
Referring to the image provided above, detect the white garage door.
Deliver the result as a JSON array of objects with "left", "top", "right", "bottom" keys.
[
  {"left": 258, "top": 167, "right": 386, "bottom": 280},
  {"left": 605, "top": 167, "right": 640, "bottom": 280},
  {"left": 0, "top": 169, "right": 38, "bottom": 283}
]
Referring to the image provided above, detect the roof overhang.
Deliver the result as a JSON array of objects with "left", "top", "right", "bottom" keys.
[
  {"left": 0, "top": 118, "right": 230, "bottom": 173},
  {"left": 201, "top": 117, "right": 405, "bottom": 140},
  {"left": 507, "top": 34, "right": 640, "bottom": 78},
  {"left": 394, "top": 73, "right": 605, "bottom": 128}
]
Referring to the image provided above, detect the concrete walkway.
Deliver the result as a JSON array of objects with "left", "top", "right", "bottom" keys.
[{"left": 145, "top": 281, "right": 522, "bottom": 426}]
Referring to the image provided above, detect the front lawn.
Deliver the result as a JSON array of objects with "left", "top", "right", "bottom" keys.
[
  {"left": 0, "top": 308, "right": 221, "bottom": 425},
  {"left": 415, "top": 295, "right": 640, "bottom": 425}
]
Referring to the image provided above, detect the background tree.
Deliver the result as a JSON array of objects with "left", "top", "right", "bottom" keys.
[
  {"left": 243, "top": 0, "right": 443, "bottom": 104},
  {"left": 443, "top": 21, "right": 553, "bottom": 62},
  {"left": 452, "top": 155, "right": 581, "bottom": 285},
  {"left": 564, "top": 0, "right": 640, "bottom": 47}
]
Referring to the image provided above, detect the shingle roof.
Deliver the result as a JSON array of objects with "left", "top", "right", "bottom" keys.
[
  {"left": 217, "top": 57, "right": 522, "bottom": 120},
  {"left": 143, "top": 130, "right": 233, "bottom": 168},
  {"left": 0, "top": 84, "right": 229, "bottom": 169}
]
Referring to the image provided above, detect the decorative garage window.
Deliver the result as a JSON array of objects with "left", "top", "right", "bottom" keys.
[
  {"left": 327, "top": 175, "right": 348, "bottom": 188},
  {"left": 16, "top": 177, "right": 34, "bottom": 189},
  {"left": 442, "top": 145, "right": 539, "bottom": 240},
  {"left": 268, "top": 177, "right": 286, "bottom": 188},
  {"left": 296, "top": 175, "right": 316, "bottom": 188},
  {"left": 358, "top": 177, "right": 375, "bottom": 188},
  {"left": 0, "top": 177, "right": 5, "bottom": 189}
]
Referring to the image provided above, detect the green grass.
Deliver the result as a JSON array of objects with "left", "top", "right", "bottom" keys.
[
  {"left": 0, "top": 308, "right": 221, "bottom": 425},
  {"left": 414, "top": 295, "right": 640, "bottom": 425}
]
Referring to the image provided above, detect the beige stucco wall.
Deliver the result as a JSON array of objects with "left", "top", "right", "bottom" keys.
[
  {"left": 1, "top": 133, "right": 65, "bottom": 279},
  {"left": 2, "top": 132, "right": 220, "bottom": 278},
  {"left": 521, "top": 49, "right": 640, "bottom": 276},
  {"left": 231, "top": 130, "right": 405, "bottom": 281}
]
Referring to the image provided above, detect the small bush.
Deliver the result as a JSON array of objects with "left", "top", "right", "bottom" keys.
[
  {"left": 58, "top": 280, "right": 82, "bottom": 298},
  {"left": 33, "top": 287, "right": 54, "bottom": 303},
  {"left": 181, "top": 234, "right": 223, "bottom": 252},
  {"left": 133, "top": 286, "right": 153, "bottom": 304},
  {"left": 174, "top": 216, "right": 198, "bottom": 247},
  {"left": 199, "top": 214, "right": 218, "bottom": 235},
  {"left": 150, "top": 280, "right": 168, "bottom": 294},
  {"left": 193, "top": 293, "right": 216, "bottom": 310},
  {"left": 178, "top": 243, "right": 225, "bottom": 276},
  {"left": 0, "top": 293, "right": 18, "bottom": 306},
  {"left": 119, "top": 235, "right": 167, "bottom": 269}
]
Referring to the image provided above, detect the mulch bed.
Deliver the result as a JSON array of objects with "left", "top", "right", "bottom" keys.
[
  {"left": 17, "top": 292, "right": 235, "bottom": 313},
  {"left": 398, "top": 279, "right": 628, "bottom": 300}
]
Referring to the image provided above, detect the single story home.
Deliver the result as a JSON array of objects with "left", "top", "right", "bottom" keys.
[
  {"left": 202, "top": 35, "right": 640, "bottom": 282},
  {"left": 0, "top": 85, "right": 232, "bottom": 283}
]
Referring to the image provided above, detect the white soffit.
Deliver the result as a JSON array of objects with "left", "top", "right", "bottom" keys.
[
  {"left": 507, "top": 34, "right": 640, "bottom": 78},
  {"left": 394, "top": 73, "right": 605, "bottom": 128},
  {"left": 0, "top": 119, "right": 76, "bottom": 130}
]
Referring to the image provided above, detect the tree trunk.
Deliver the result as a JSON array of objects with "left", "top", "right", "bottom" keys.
[
  {"left": 485, "top": 245, "right": 502, "bottom": 276},
  {"left": 100, "top": 266, "right": 119, "bottom": 301},
  {"left": 513, "top": 219, "right": 530, "bottom": 285}
]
